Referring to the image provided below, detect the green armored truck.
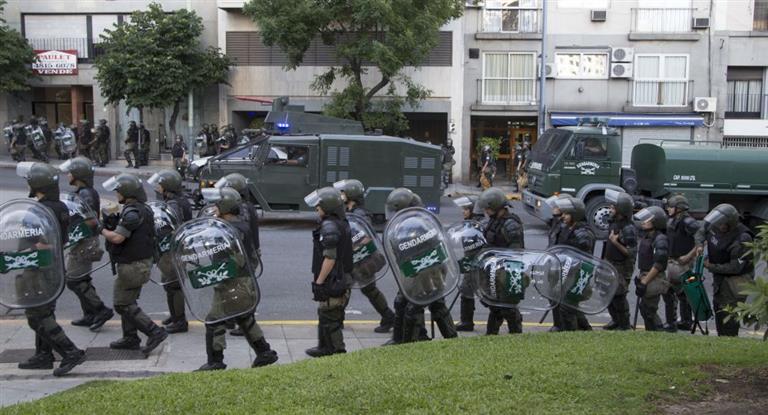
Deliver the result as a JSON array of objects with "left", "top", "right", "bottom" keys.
[
  {"left": 196, "top": 99, "right": 443, "bottom": 222},
  {"left": 522, "top": 122, "right": 768, "bottom": 237}
]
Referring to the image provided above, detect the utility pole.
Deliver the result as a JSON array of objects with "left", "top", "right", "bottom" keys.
[
  {"left": 538, "top": 0, "right": 547, "bottom": 136},
  {"left": 187, "top": 0, "right": 195, "bottom": 161}
]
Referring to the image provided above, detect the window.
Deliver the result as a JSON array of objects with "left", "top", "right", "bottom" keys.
[
  {"left": 633, "top": 54, "right": 689, "bottom": 106},
  {"left": 482, "top": 52, "right": 537, "bottom": 104},
  {"left": 756, "top": 0, "right": 768, "bottom": 31},
  {"left": 726, "top": 67, "right": 764, "bottom": 117},
  {"left": 482, "top": 0, "right": 541, "bottom": 33},
  {"left": 555, "top": 52, "right": 608, "bottom": 79},
  {"left": 633, "top": 0, "right": 693, "bottom": 33},
  {"left": 268, "top": 145, "right": 308, "bottom": 166},
  {"left": 557, "top": 0, "right": 609, "bottom": 8},
  {"left": 571, "top": 136, "right": 608, "bottom": 160}
]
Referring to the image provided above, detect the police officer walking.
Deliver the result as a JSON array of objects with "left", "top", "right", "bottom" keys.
[
  {"left": 101, "top": 173, "right": 167, "bottom": 355},
  {"left": 124, "top": 121, "right": 139, "bottom": 169},
  {"left": 633, "top": 206, "right": 670, "bottom": 332},
  {"left": 476, "top": 188, "right": 525, "bottom": 335},
  {"left": 453, "top": 195, "right": 486, "bottom": 332},
  {"left": 138, "top": 123, "right": 150, "bottom": 166},
  {"left": 304, "top": 187, "right": 354, "bottom": 357},
  {"left": 10, "top": 117, "right": 27, "bottom": 162},
  {"left": 663, "top": 195, "right": 701, "bottom": 332},
  {"left": 15, "top": 162, "right": 87, "bottom": 376},
  {"left": 148, "top": 169, "right": 193, "bottom": 334},
  {"left": 78, "top": 120, "right": 93, "bottom": 159},
  {"left": 94, "top": 119, "right": 110, "bottom": 167},
  {"left": 59, "top": 157, "right": 114, "bottom": 330},
  {"left": 699, "top": 204, "right": 754, "bottom": 337},
  {"left": 602, "top": 190, "right": 637, "bottom": 331},
  {"left": 334, "top": 179, "right": 395, "bottom": 333}
]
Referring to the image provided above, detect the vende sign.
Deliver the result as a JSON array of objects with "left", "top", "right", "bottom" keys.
[{"left": 33, "top": 50, "right": 78, "bottom": 75}]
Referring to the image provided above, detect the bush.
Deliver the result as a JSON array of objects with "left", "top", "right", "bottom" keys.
[{"left": 727, "top": 222, "right": 768, "bottom": 341}]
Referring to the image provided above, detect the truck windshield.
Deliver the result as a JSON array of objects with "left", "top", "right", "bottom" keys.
[{"left": 529, "top": 129, "right": 571, "bottom": 170}]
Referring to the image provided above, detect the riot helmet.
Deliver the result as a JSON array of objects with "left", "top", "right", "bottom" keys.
[
  {"left": 102, "top": 173, "right": 147, "bottom": 203},
  {"left": 477, "top": 187, "right": 507, "bottom": 214},
  {"left": 333, "top": 179, "right": 365, "bottom": 204},
  {"left": 304, "top": 187, "right": 345, "bottom": 218},
  {"left": 385, "top": 188, "right": 416, "bottom": 219},
  {"left": 703, "top": 203, "right": 740, "bottom": 231},
  {"left": 17, "top": 162, "right": 60, "bottom": 199},
  {"left": 633, "top": 206, "right": 667, "bottom": 231},
  {"left": 214, "top": 173, "right": 249, "bottom": 199},
  {"left": 147, "top": 169, "right": 183, "bottom": 195},
  {"left": 410, "top": 193, "right": 423, "bottom": 208},
  {"left": 59, "top": 156, "right": 94, "bottom": 187},
  {"left": 99, "top": 119, "right": 107, "bottom": 126},
  {"left": 201, "top": 187, "right": 241, "bottom": 216},
  {"left": 605, "top": 189, "right": 633, "bottom": 219},
  {"left": 666, "top": 195, "right": 690, "bottom": 217},
  {"left": 549, "top": 195, "right": 585, "bottom": 223},
  {"left": 453, "top": 195, "right": 481, "bottom": 219}
]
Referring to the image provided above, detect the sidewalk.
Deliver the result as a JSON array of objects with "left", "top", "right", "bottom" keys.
[{"left": 0, "top": 155, "right": 172, "bottom": 178}]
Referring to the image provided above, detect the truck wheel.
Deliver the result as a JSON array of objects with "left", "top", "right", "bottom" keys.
[{"left": 585, "top": 196, "right": 612, "bottom": 240}]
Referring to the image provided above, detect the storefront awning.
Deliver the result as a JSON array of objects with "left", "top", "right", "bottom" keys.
[{"left": 550, "top": 112, "right": 704, "bottom": 127}]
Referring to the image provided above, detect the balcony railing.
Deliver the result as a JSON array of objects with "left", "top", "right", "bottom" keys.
[
  {"left": 481, "top": 7, "right": 541, "bottom": 34},
  {"left": 476, "top": 78, "right": 537, "bottom": 106},
  {"left": 725, "top": 93, "right": 766, "bottom": 119},
  {"left": 27, "top": 37, "right": 90, "bottom": 59},
  {"left": 631, "top": 8, "right": 694, "bottom": 33}
]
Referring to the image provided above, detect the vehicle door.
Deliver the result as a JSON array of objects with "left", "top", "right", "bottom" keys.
[
  {"left": 560, "top": 135, "right": 619, "bottom": 192},
  {"left": 257, "top": 139, "right": 319, "bottom": 209}
]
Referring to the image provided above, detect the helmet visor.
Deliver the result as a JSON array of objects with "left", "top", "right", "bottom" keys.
[
  {"left": 453, "top": 196, "right": 473, "bottom": 209},
  {"left": 552, "top": 197, "right": 576, "bottom": 212},
  {"left": 303, "top": 190, "right": 321, "bottom": 208},
  {"left": 201, "top": 187, "right": 223, "bottom": 203},
  {"left": 213, "top": 177, "right": 229, "bottom": 189},
  {"left": 633, "top": 207, "right": 654, "bottom": 227},
  {"left": 332, "top": 179, "right": 351, "bottom": 192},
  {"left": 58, "top": 159, "right": 75, "bottom": 173},
  {"left": 102, "top": 176, "right": 120, "bottom": 192},
  {"left": 604, "top": 189, "right": 621, "bottom": 204},
  {"left": 703, "top": 209, "right": 728, "bottom": 229},
  {"left": 147, "top": 173, "right": 162, "bottom": 187},
  {"left": 15, "top": 161, "right": 35, "bottom": 179}
]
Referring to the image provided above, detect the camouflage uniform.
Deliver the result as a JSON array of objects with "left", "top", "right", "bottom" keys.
[
  {"left": 603, "top": 217, "right": 637, "bottom": 330},
  {"left": 483, "top": 206, "right": 525, "bottom": 335},
  {"left": 555, "top": 222, "right": 596, "bottom": 331}
]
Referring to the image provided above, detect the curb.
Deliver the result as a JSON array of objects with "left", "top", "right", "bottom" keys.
[{"left": 0, "top": 160, "right": 168, "bottom": 178}]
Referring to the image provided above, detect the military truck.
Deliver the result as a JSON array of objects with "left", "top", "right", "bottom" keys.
[
  {"left": 196, "top": 99, "right": 443, "bottom": 222},
  {"left": 522, "top": 122, "right": 768, "bottom": 237}
]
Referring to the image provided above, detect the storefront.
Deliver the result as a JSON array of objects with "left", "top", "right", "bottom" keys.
[{"left": 469, "top": 116, "right": 538, "bottom": 182}]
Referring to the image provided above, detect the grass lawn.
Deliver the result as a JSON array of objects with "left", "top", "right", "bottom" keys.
[{"left": 3, "top": 332, "right": 767, "bottom": 414}]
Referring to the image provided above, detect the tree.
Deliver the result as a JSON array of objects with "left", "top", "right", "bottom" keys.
[
  {"left": 95, "top": 2, "right": 231, "bottom": 137},
  {"left": 0, "top": 0, "right": 36, "bottom": 93},
  {"left": 727, "top": 222, "right": 768, "bottom": 341},
  {"left": 244, "top": 0, "right": 463, "bottom": 135}
]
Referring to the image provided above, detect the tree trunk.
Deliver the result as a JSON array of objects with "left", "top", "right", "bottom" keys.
[{"left": 168, "top": 99, "right": 180, "bottom": 140}]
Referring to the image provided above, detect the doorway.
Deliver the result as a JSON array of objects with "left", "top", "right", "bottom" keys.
[{"left": 469, "top": 116, "right": 538, "bottom": 182}]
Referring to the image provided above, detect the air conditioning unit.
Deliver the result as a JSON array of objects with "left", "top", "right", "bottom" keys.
[
  {"left": 591, "top": 10, "right": 607, "bottom": 22},
  {"left": 694, "top": 97, "right": 717, "bottom": 112},
  {"left": 545, "top": 63, "right": 555, "bottom": 78},
  {"left": 610, "top": 63, "right": 633, "bottom": 78},
  {"left": 611, "top": 47, "right": 634, "bottom": 63},
  {"left": 692, "top": 17, "right": 710, "bottom": 29}
]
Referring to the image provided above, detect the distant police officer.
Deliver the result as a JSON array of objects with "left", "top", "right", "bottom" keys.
[
  {"left": 148, "top": 169, "right": 193, "bottom": 334},
  {"left": 101, "top": 174, "right": 167, "bottom": 355},
  {"left": 453, "top": 195, "right": 485, "bottom": 332},
  {"left": 78, "top": 119, "right": 93, "bottom": 159},
  {"left": 700, "top": 204, "right": 754, "bottom": 337},
  {"left": 602, "top": 190, "right": 637, "bottom": 331},
  {"left": 172, "top": 135, "right": 187, "bottom": 177},
  {"left": 334, "top": 179, "right": 395, "bottom": 333},
  {"left": 138, "top": 123, "right": 150, "bottom": 167},
  {"left": 633, "top": 206, "right": 670, "bottom": 332},
  {"left": 10, "top": 117, "right": 27, "bottom": 162},
  {"left": 94, "top": 119, "right": 110, "bottom": 167},
  {"left": 550, "top": 195, "right": 595, "bottom": 331},
  {"left": 304, "top": 187, "right": 354, "bottom": 357},
  {"left": 59, "top": 157, "right": 114, "bottom": 330},
  {"left": 124, "top": 121, "right": 139, "bottom": 168},
  {"left": 196, "top": 188, "right": 278, "bottom": 370},
  {"left": 15, "top": 162, "right": 86, "bottom": 376},
  {"left": 476, "top": 187, "right": 525, "bottom": 335},
  {"left": 664, "top": 195, "right": 701, "bottom": 332}
]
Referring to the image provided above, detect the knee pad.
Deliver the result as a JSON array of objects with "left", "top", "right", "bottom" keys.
[
  {"left": 163, "top": 281, "right": 181, "bottom": 293},
  {"left": 114, "top": 304, "right": 131, "bottom": 316}
]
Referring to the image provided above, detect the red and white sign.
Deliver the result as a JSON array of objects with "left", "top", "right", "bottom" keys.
[{"left": 32, "top": 50, "right": 78, "bottom": 75}]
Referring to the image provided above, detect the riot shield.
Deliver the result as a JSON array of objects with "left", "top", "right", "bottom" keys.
[
  {"left": 473, "top": 249, "right": 561, "bottom": 311},
  {"left": 60, "top": 192, "right": 107, "bottom": 279},
  {"left": 446, "top": 220, "right": 487, "bottom": 274},
  {"left": 0, "top": 199, "right": 65, "bottom": 309},
  {"left": 348, "top": 213, "right": 387, "bottom": 288},
  {"left": 196, "top": 203, "right": 217, "bottom": 218},
  {"left": 172, "top": 217, "right": 260, "bottom": 324},
  {"left": 148, "top": 201, "right": 180, "bottom": 285},
  {"left": 546, "top": 245, "right": 619, "bottom": 315},
  {"left": 382, "top": 207, "right": 461, "bottom": 305}
]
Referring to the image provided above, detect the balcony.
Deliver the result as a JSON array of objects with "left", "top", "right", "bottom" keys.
[
  {"left": 725, "top": 93, "right": 766, "bottom": 119},
  {"left": 474, "top": 78, "right": 538, "bottom": 111},
  {"left": 27, "top": 37, "right": 92, "bottom": 60},
  {"left": 629, "top": 8, "right": 701, "bottom": 41},
  {"left": 477, "top": 7, "right": 542, "bottom": 40}
]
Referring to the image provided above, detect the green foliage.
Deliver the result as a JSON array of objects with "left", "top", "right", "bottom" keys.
[
  {"left": 243, "top": 0, "right": 463, "bottom": 135},
  {"left": 94, "top": 3, "right": 231, "bottom": 118},
  {"left": 477, "top": 136, "right": 501, "bottom": 158},
  {"left": 4, "top": 333, "right": 768, "bottom": 414},
  {"left": 0, "top": 0, "right": 36, "bottom": 93},
  {"left": 727, "top": 222, "right": 768, "bottom": 341}
]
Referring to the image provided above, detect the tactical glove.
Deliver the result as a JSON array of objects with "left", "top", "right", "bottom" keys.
[
  {"left": 312, "top": 282, "right": 329, "bottom": 302},
  {"left": 635, "top": 279, "right": 647, "bottom": 298}
]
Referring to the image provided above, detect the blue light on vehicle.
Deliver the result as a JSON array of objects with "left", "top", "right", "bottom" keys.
[
  {"left": 426, "top": 205, "right": 439, "bottom": 213},
  {"left": 276, "top": 122, "right": 290, "bottom": 130}
]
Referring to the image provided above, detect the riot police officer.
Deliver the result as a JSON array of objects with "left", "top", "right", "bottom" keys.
[
  {"left": 26, "top": 116, "right": 48, "bottom": 162},
  {"left": 633, "top": 206, "right": 670, "bottom": 332},
  {"left": 476, "top": 187, "right": 525, "bottom": 335},
  {"left": 602, "top": 190, "right": 637, "bottom": 331},
  {"left": 453, "top": 195, "right": 485, "bottom": 332},
  {"left": 304, "top": 187, "right": 354, "bottom": 357},
  {"left": 699, "top": 204, "right": 753, "bottom": 337},
  {"left": 148, "top": 169, "right": 193, "bottom": 334},
  {"left": 333, "top": 179, "right": 395, "bottom": 333},
  {"left": 101, "top": 173, "right": 167, "bottom": 355},
  {"left": 664, "top": 195, "right": 701, "bottom": 332},
  {"left": 196, "top": 187, "right": 278, "bottom": 370},
  {"left": 39, "top": 117, "right": 53, "bottom": 161},
  {"left": 549, "top": 195, "right": 595, "bottom": 331},
  {"left": 15, "top": 162, "right": 86, "bottom": 376},
  {"left": 59, "top": 157, "right": 114, "bottom": 330},
  {"left": 94, "top": 119, "right": 110, "bottom": 167},
  {"left": 78, "top": 119, "right": 93, "bottom": 159},
  {"left": 124, "top": 121, "right": 139, "bottom": 168},
  {"left": 138, "top": 123, "right": 150, "bottom": 166},
  {"left": 10, "top": 117, "right": 27, "bottom": 162}
]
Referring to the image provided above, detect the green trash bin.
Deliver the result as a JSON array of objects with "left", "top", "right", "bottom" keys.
[{"left": 680, "top": 256, "right": 713, "bottom": 333}]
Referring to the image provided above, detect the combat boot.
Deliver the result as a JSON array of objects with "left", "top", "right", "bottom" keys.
[
  {"left": 197, "top": 331, "right": 227, "bottom": 371},
  {"left": 18, "top": 353, "right": 54, "bottom": 370},
  {"left": 306, "top": 324, "right": 333, "bottom": 357},
  {"left": 110, "top": 336, "right": 141, "bottom": 350},
  {"left": 602, "top": 321, "right": 619, "bottom": 331},
  {"left": 162, "top": 316, "right": 174, "bottom": 326},
  {"left": 251, "top": 338, "right": 278, "bottom": 367},
  {"left": 663, "top": 323, "right": 678, "bottom": 333},
  {"left": 142, "top": 326, "right": 168, "bottom": 356},
  {"left": 53, "top": 349, "right": 86, "bottom": 377},
  {"left": 486, "top": 310, "right": 503, "bottom": 335},
  {"left": 456, "top": 298, "right": 475, "bottom": 332},
  {"left": 71, "top": 315, "right": 94, "bottom": 327},
  {"left": 89, "top": 307, "right": 114, "bottom": 332},
  {"left": 164, "top": 319, "right": 188, "bottom": 334},
  {"left": 374, "top": 310, "right": 395, "bottom": 334}
]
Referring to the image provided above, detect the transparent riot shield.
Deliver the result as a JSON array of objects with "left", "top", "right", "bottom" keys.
[
  {"left": 473, "top": 249, "right": 561, "bottom": 311},
  {"left": 0, "top": 199, "right": 65, "bottom": 309},
  {"left": 60, "top": 192, "right": 107, "bottom": 280},
  {"left": 382, "top": 207, "right": 461, "bottom": 305},
  {"left": 348, "top": 213, "right": 387, "bottom": 288},
  {"left": 546, "top": 245, "right": 619, "bottom": 315},
  {"left": 172, "top": 217, "right": 260, "bottom": 324},
  {"left": 446, "top": 220, "right": 487, "bottom": 274},
  {"left": 148, "top": 201, "right": 180, "bottom": 285},
  {"left": 196, "top": 203, "right": 217, "bottom": 218}
]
